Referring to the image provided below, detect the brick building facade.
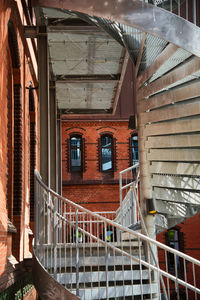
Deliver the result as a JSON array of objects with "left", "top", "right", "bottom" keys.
[
  {"left": 62, "top": 120, "right": 137, "bottom": 212},
  {"left": 0, "top": 0, "right": 38, "bottom": 298}
]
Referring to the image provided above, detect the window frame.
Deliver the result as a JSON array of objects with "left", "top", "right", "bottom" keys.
[
  {"left": 129, "top": 132, "right": 139, "bottom": 166},
  {"left": 66, "top": 133, "right": 86, "bottom": 174},
  {"left": 98, "top": 133, "right": 117, "bottom": 173}
]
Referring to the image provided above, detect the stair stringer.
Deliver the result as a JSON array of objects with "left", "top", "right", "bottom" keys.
[{"left": 32, "top": 251, "right": 80, "bottom": 300}]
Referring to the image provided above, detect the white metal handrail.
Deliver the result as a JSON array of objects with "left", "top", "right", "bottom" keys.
[
  {"left": 34, "top": 170, "right": 200, "bottom": 300},
  {"left": 118, "top": 163, "right": 140, "bottom": 227}
]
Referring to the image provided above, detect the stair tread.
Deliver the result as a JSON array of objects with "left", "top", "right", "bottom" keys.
[
  {"left": 54, "top": 269, "right": 150, "bottom": 284},
  {"left": 70, "top": 283, "right": 158, "bottom": 299}
]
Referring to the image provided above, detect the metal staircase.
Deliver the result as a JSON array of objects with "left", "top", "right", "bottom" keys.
[
  {"left": 32, "top": 0, "right": 200, "bottom": 299},
  {"left": 33, "top": 170, "right": 200, "bottom": 299}
]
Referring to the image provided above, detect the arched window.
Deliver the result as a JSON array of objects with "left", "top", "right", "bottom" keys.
[
  {"left": 66, "top": 133, "right": 86, "bottom": 175},
  {"left": 129, "top": 133, "right": 139, "bottom": 166},
  {"left": 101, "top": 135, "right": 113, "bottom": 171},
  {"left": 70, "top": 135, "right": 82, "bottom": 172}
]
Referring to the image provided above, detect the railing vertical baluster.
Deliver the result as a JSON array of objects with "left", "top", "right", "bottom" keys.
[
  {"left": 174, "top": 254, "right": 180, "bottom": 300},
  {"left": 186, "top": 0, "right": 189, "bottom": 20},
  {"left": 129, "top": 233, "right": 134, "bottom": 299},
  {"left": 113, "top": 246, "right": 117, "bottom": 299},
  {"left": 184, "top": 258, "right": 188, "bottom": 300},
  {"left": 90, "top": 214, "right": 93, "bottom": 300},
  {"left": 83, "top": 213, "right": 86, "bottom": 300},
  {"left": 119, "top": 171, "right": 123, "bottom": 226},
  {"left": 170, "top": 0, "right": 173, "bottom": 13},
  {"left": 64, "top": 206, "right": 67, "bottom": 289},
  {"left": 34, "top": 175, "right": 39, "bottom": 250},
  {"left": 58, "top": 199, "right": 62, "bottom": 282},
  {"left": 104, "top": 222, "right": 109, "bottom": 300},
  {"left": 139, "top": 236, "right": 143, "bottom": 300},
  {"left": 165, "top": 250, "right": 170, "bottom": 299},
  {"left": 193, "top": 0, "right": 197, "bottom": 25},
  {"left": 178, "top": 0, "right": 181, "bottom": 17},
  {"left": 76, "top": 208, "right": 79, "bottom": 297},
  {"left": 148, "top": 243, "right": 152, "bottom": 300},
  {"left": 53, "top": 196, "right": 58, "bottom": 280},
  {"left": 192, "top": 262, "right": 197, "bottom": 300},
  {"left": 43, "top": 189, "right": 46, "bottom": 266}
]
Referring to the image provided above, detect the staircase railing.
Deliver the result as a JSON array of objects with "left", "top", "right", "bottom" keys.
[
  {"left": 34, "top": 170, "right": 200, "bottom": 299},
  {"left": 117, "top": 163, "right": 140, "bottom": 228}
]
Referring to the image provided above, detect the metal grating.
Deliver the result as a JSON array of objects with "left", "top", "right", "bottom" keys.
[
  {"left": 149, "top": 48, "right": 192, "bottom": 83},
  {"left": 139, "top": 33, "right": 167, "bottom": 74}
]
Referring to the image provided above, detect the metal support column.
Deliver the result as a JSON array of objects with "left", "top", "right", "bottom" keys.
[
  {"left": 136, "top": 71, "right": 158, "bottom": 297},
  {"left": 50, "top": 82, "right": 57, "bottom": 191},
  {"left": 57, "top": 111, "right": 62, "bottom": 195},
  {"left": 38, "top": 26, "right": 50, "bottom": 186}
]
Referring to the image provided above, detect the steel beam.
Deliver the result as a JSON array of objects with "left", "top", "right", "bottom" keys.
[{"left": 56, "top": 74, "right": 120, "bottom": 83}]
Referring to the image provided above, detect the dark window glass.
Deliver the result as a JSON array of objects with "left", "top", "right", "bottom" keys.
[
  {"left": 101, "top": 135, "right": 112, "bottom": 171},
  {"left": 131, "top": 135, "right": 139, "bottom": 165},
  {"left": 167, "top": 229, "right": 180, "bottom": 275},
  {"left": 70, "top": 136, "right": 82, "bottom": 172}
]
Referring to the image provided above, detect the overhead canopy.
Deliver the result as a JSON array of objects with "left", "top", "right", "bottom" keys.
[{"left": 38, "top": 8, "right": 129, "bottom": 115}]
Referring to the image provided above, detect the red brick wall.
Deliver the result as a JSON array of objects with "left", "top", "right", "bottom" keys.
[
  {"left": 62, "top": 121, "right": 134, "bottom": 182},
  {"left": 0, "top": 0, "right": 10, "bottom": 275},
  {"left": 63, "top": 184, "right": 120, "bottom": 212},
  {"left": 62, "top": 121, "right": 135, "bottom": 212},
  {"left": 0, "top": 0, "right": 38, "bottom": 279}
]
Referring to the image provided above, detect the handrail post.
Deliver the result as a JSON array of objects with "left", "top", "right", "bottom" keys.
[
  {"left": 193, "top": 0, "right": 196, "bottom": 25},
  {"left": 76, "top": 209, "right": 80, "bottom": 297},
  {"left": 53, "top": 197, "right": 58, "bottom": 280},
  {"left": 119, "top": 171, "right": 123, "bottom": 226},
  {"left": 34, "top": 173, "right": 39, "bottom": 250},
  {"left": 104, "top": 222, "right": 109, "bottom": 300}
]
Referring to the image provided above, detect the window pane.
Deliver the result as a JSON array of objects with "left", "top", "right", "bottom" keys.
[
  {"left": 70, "top": 137, "right": 81, "bottom": 171},
  {"left": 131, "top": 135, "right": 139, "bottom": 164},
  {"left": 101, "top": 136, "right": 112, "bottom": 171}
]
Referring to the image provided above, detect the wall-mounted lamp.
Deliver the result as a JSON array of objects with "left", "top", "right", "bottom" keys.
[{"left": 146, "top": 198, "right": 157, "bottom": 215}]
